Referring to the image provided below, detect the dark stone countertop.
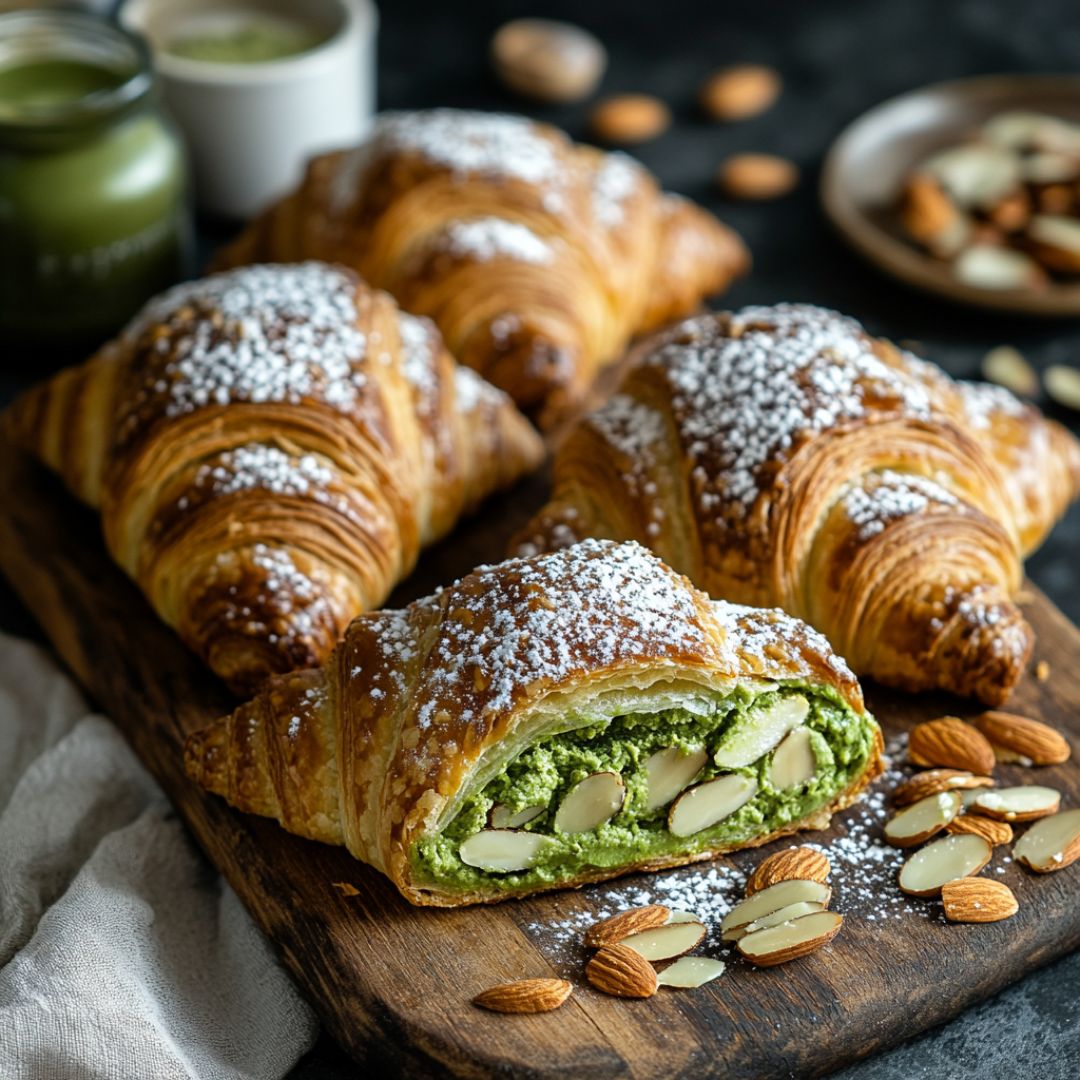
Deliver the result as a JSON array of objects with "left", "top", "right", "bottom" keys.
[{"left": 2, "top": 0, "right": 1077, "bottom": 1076}]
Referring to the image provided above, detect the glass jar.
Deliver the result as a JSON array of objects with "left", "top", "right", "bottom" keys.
[{"left": 0, "top": 10, "right": 191, "bottom": 349}]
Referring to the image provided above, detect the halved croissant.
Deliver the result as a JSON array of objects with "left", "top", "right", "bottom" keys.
[
  {"left": 214, "top": 109, "right": 748, "bottom": 427},
  {"left": 5, "top": 262, "right": 544, "bottom": 693},
  {"left": 184, "top": 540, "right": 883, "bottom": 907},
  {"left": 515, "top": 304, "right": 1080, "bottom": 705}
]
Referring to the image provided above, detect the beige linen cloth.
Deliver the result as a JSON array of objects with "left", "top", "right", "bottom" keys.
[{"left": 0, "top": 632, "right": 318, "bottom": 1079}]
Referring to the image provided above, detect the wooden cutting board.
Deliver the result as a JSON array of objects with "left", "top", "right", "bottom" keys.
[{"left": 2, "top": 438, "right": 1079, "bottom": 1080}]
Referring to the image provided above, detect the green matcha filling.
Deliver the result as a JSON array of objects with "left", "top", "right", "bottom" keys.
[{"left": 411, "top": 684, "right": 878, "bottom": 894}]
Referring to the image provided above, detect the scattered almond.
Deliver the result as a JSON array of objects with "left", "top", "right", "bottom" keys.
[
  {"left": 946, "top": 814, "right": 1014, "bottom": 847},
  {"left": 721, "top": 878, "right": 832, "bottom": 939},
  {"left": 971, "top": 711, "right": 1071, "bottom": 766},
  {"left": 898, "top": 833, "right": 992, "bottom": 897},
  {"left": 909, "top": 717, "right": 996, "bottom": 775},
  {"left": 1027, "top": 213, "right": 1080, "bottom": 272},
  {"left": 884, "top": 790, "right": 961, "bottom": 848},
  {"left": 699, "top": 64, "right": 781, "bottom": 122},
  {"left": 590, "top": 94, "right": 671, "bottom": 144},
  {"left": 1013, "top": 808, "right": 1080, "bottom": 872},
  {"left": 717, "top": 153, "right": 798, "bottom": 200},
  {"left": 1035, "top": 659, "right": 1051, "bottom": 681},
  {"left": 656, "top": 956, "right": 727, "bottom": 989},
  {"left": 902, "top": 174, "right": 969, "bottom": 257},
  {"left": 981, "top": 345, "right": 1039, "bottom": 397},
  {"left": 585, "top": 943, "right": 658, "bottom": 998},
  {"left": 737, "top": 910, "right": 843, "bottom": 966},
  {"left": 490, "top": 19, "right": 606, "bottom": 104},
  {"left": 1044, "top": 364, "right": 1080, "bottom": 411},
  {"left": 952, "top": 245, "right": 1048, "bottom": 290},
  {"left": 941, "top": 877, "right": 1019, "bottom": 923},
  {"left": 745, "top": 846, "right": 831, "bottom": 895},
  {"left": 473, "top": 977, "right": 573, "bottom": 1014},
  {"left": 584, "top": 904, "right": 671, "bottom": 948},
  {"left": 970, "top": 785, "right": 1061, "bottom": 822},
  {"left": 892, "top": 769, "right": 994, "bottom": 807},
  {"left": 619, "top": 919, "right": 706, "bottom": 961}
]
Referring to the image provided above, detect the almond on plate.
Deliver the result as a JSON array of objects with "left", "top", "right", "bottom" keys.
[
  {"left": 908, "top": 717, "right": 996, "bottom": 775},
  {"left": 1013, "top": 808, "right": 1080, "bottom": 872},
  {"left": 892, "top": 769, "right": 994, "bottom": 807},
  {"left": 898, "top": 833, "right": 992, "bottom": 897},
  {"left": 736, "top": 910, "right": 843, "bottom": 967},
  {"left": 473, "top": 977, "right": 573, "bottom": 1013},
  {"left": 746, "top": 846, "right": 831, "bottom": 894},
  {"left": 941, "top": 877, "right": 1019, "bottom": 923},
  {"left": 946, "top": 814, "right": 1014, "bottom": 847},
  {"left": 585, "top": 943, "right": 658, "bottom": 998},
  {"left": 971, "top": 711, "right": 1071, "bottom": 766},
  {"left": 970, "top": 785, "right": 1061, "bottom": 822},
  {"left": 901, "top": 174, "right": 970, "bottom": 256},
  {"left": 699, "top": 64, "right": 781, "bottom": 121}
]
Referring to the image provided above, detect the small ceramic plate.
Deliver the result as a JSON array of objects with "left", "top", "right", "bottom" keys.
[{"left": 821, "top": 74, "right": 1080, "bottom": 316}]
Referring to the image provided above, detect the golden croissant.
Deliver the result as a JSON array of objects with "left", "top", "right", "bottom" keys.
[
  {"left": 515, "top": 304, "right": 1080, "bottom": 706},
  {"left": 184, "top": 540, "right": 883, "bottom": 907},
  {"left": 214, "top": 109, "right": 748, "bottom": 427},
  {"left": 5, "top": 262, "right": 544, "bottom": 693}
]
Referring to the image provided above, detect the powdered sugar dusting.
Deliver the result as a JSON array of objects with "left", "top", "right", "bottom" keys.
[
  {"left": 843, "top": 471, "right": 960, "bottom": 540},
  {"left": 431, "top": 217, "right": 554, "bottom": 265},
  {"left": 959, "top": 380, "right": 1028, "bottom": 430},
  {"left": 592, "top": 152, "right": 641, "bottom": 227}
]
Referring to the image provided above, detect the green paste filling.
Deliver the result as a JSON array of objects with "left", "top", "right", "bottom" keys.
[{"left": 411, "top": 684, "right": 878, "bottom": 894}]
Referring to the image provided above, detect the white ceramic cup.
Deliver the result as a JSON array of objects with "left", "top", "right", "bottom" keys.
[{"left": 120, "top": 0, "right": 376, "bottom": 219}]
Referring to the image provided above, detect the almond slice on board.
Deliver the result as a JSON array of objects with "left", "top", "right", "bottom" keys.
[
  {"left": 884, "top": 790, "right": 962, "bottom": 848},
  {"left": 458, "top": 830, "right": 551, "bottom": 872},
  {"left": 898, "top": 833, "right": 992, "bottom": 897},
  {"left": 643, "top": 746, "right": 708, "bottom": 811},
  {"left": 1013, "top": 808, "right": 1080, "bottom": 872},
  {"left": 473, "top": 978, "right": 573, "bottom": 1013},
  {"left": 909, "top": 718, "right": 996, "bottom": 775},
  {"left": 721, "top": 878, "right": 832, "bottom": 939},
  {"left": 584, "top": 904, "right": 671, "bottom": 948},
  {"left": 1044, "top": 365, "right": 1080, "bottom": 412},
  {"left": 941, "top": 878, "right": 1019, "bottom": 923},
  {"left": 970, "top": 785, "right": 1061, "bottom": 822},
  {"left": 946, "top": 814, "right": 1014, "bottom": 847},
  {"left": 619, "top": 919, "right": 707, "bottom": 961},
  {"left": 554, "top": 772, "right": 625, "bottom": 834},
  {"left": 656, "top": 956, "right": 727, "bottom": 989},
  {"left": 585, "top": 944, "right": 658, "bottom": 998},
  {"left": 892, "top": 769, "right": 994, "bottom": 807},
  {"left": 668, "top": 774, "right": 758, "bottom": 837},
  {"left": 745, "top": 846, "right": 831, "bottom": 895},
  {"left": 981, "top": 346, "right": 1039, "bottom": 398},
  {"left": 737, "top": 910, "right": 843, "bottom": 967},
  {"left": 489, "top": 804, "right": 546, "bottom": 829},
  {"left": 725, "top": 900, "right": 826, "bottom": 943},
  {"left": 665, "top": 909, "right": 701, "bottom": 924},
  {"left": 971, "top": 711, "right": 1071, "bottom": 766}
]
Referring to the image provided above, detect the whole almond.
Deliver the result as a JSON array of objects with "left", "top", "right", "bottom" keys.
[
  {"left": 892, "top": 769, "right": 994, "bottom": 807},
  {"left": 745, "top": 847, "right": 830, "bottom": 895},
  {"left": 699, "top": 64, "right": 781, "bottom": 121},
  {"left": 946, "top": 814, "right": 1014, "bottom": 847},
  {"left": 491, "top": 19, "right": 607, "bottom": 104},
  {"left": 590, "top": 94, "right": 670, "bottom": 144},
  {"left": 584, "top": 904, "right": 671, "bottom": 948},
  {"left": 585, "top": 943, "right": 658, "bottom": 998},
  {"left": 941, "top": 877, "right": 1018, "bottom": 923},
  {"left": 473, "top": 977, "right": 573, "bottom": 1014},
  {"left": 908, "top": 717, "right": 996, "bottom": 775},
  {"left": 717, "top": 153, "right": 798, "bottom": 200},
  {"left": 971, "top": 711, "right": 1071, "bottom": 766}
]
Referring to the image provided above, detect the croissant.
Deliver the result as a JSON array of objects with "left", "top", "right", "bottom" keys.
[
  {"left": 515, "top": 304, "right": 1080, "bottom": 706},
  {"left": 214, "top": 109, "right": 748, "bottom": 427},
  {"left": 5, "top": 262, "right": 544, "bottom": 693},
  {"left": 184, "top": 540, "right": 883, "bottom": 907}
]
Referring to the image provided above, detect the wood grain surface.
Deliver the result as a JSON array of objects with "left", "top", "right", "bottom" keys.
[{"left": 2, "top": 438, "right": 1078, "bottom": 1080}]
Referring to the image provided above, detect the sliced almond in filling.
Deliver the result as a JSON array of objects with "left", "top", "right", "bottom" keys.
[
  {"left": 668, "top": 773, "right": 758, "bottom": 838},
  {"left": 769, "top": 727, "right": 817, "bottom": 789},
  {"left": 721, "top": 878, "right": 832, "bottom": 939},
  {"left": 884, "top": 790, "right": 961, "bottom": 847},
  {"left": 970, "top": 785, "right": 1061, "bottom": 822},
  {"left": 892, "top": 769, "right": 994, "bottom": 807},
  {"left": 724, "top": 900, "right": 826, "bottom": 942},
  {"left": 489, "top": 803, "right": 546, "bottom": 829},
  {"left": 656, "top": 956, "right": 727, "bottom": 989},
  {"left": 618, "top": 919, "right": 707, "bottom": 961},
  {"left": 644, "top": 746, "right": 708, "bottom": 811},
  {"left": 458, "top": 829, "right": 551, "bottom": 873},
  {"left": 737, "top": 910, "right": 843, "bottom": 966},
  {"left": 554, "top": 771, "right": 625, "bottom": 834},
  {"left": 897, "top": 833, "right": 992, "bottom": 897},
  {"left": 713, "top": 695, "right": 809, "bottom": 769},
  {"left": 1012, "top": 808, "right": 1080, "bottom": 872}
]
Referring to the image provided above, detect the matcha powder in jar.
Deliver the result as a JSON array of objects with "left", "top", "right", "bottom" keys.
[{"left": 0, "top": 10, "right": 191, "bottom": 348}]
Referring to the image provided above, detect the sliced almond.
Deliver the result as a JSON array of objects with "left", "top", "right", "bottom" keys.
[
  {"left": 941, "top": 877, "right": 1019, "bottom": 923},
  {"left": 473, "top": 977, "right": 573, "bottom": 1013},
  {"left": 619, "top": 919, "right": 706, "bottom": 961},
  {"left": 923, "top": 143, "right": 1021, "bottom": 209},
  {"left": 585, "top": 943, "right": 658, "bottom": 998},
  {"left": 1044, "top": 365, "right": 1080, "bottom": 412},
  {"left": 946, "top": 814, "right": 1014, "bottom": 847},
  {"left": 893, "top": 769, "right": 994, "bottom": 806},
  {"left": 993, "top": 744, "right": 1035, "bottom": 766},
  {"left": 714, "top": 695, "right": 809, "bottom": 768},
  {"left": 981, "top": 346, "right": 1039, "bottom": 398},
  {"left": 1022, "top": 151, "right": 1080, "bottom": 184},
  {"left": 745, "top": 846, "right": 831, "bottom": 895},
  {"left": 1027, "top": 213, "right": 1080, "bottom": 272},
  {"left": 737, "top": 910, "right": 843, "bottom": 967},
  {"left": 901, "top": 173, "right": 970, "bottom": 256},
  {"left": 909, "top": 717, "right": 996, "bottom": 775},
  {"left": 458, "top": 829, "right": 551, "bottom": 873},
  {"left": 721, "top": 878, "right": 832, "bottom": 938},
  {"left": 953, "top": 245, "right": 1047, "bottom": 291},
  {"left": 971, "top": 711, "right": 1071, "bottom": 766},
  {"left": 665, "top": 909, "right": 701, "bottom": 924},
  {"left": 656, "top": 956, "right": 727, "bottom": 989},
  {"left": 769, "top": 727, "right": 817, "bottom": 789},
  {"left": 644, "top": 746, "right": 708, "bottom": 811},
  {"left": 725, "top": 900, "right": 826, "bottom": 943},
  {"left": 1013, "top": 808, "right": 1080, "bottom": 872},
  {"left": 554, "top": 772, "right": 625, "bottom": 834},
  {"left": 668, "top": 773, "right": 757, "bottom": 838},
  {"left": 584, "top": 904, "right": 671, "bottom": 948},
  {"left": 898, "top": 833, "right": 992, "bottom": 897},
  {"left": 884, "top": 790, "right": 962, "bottom": 848},
  {"left": 489, "top": 803, "right": 546, "bottom": 829},
  {"left": 970, "top": 785, "right": 1061, "bottom": 822},
  {"left": 984, "top": 111, "right": 1080, "bottom": 156}
]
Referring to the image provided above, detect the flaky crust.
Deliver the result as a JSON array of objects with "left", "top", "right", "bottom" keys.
[
  {"left": 184, "top": 540, "right": 881, "bottom": 907},
  {"left": 514, "top": 304, "right": 1080, "bottom": 705},
  {"left": 213, "top": 110, "right": 748, "bottom": 428},
  {"left": 4, "top": 263, "right": 543, "bottom": 693}
]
